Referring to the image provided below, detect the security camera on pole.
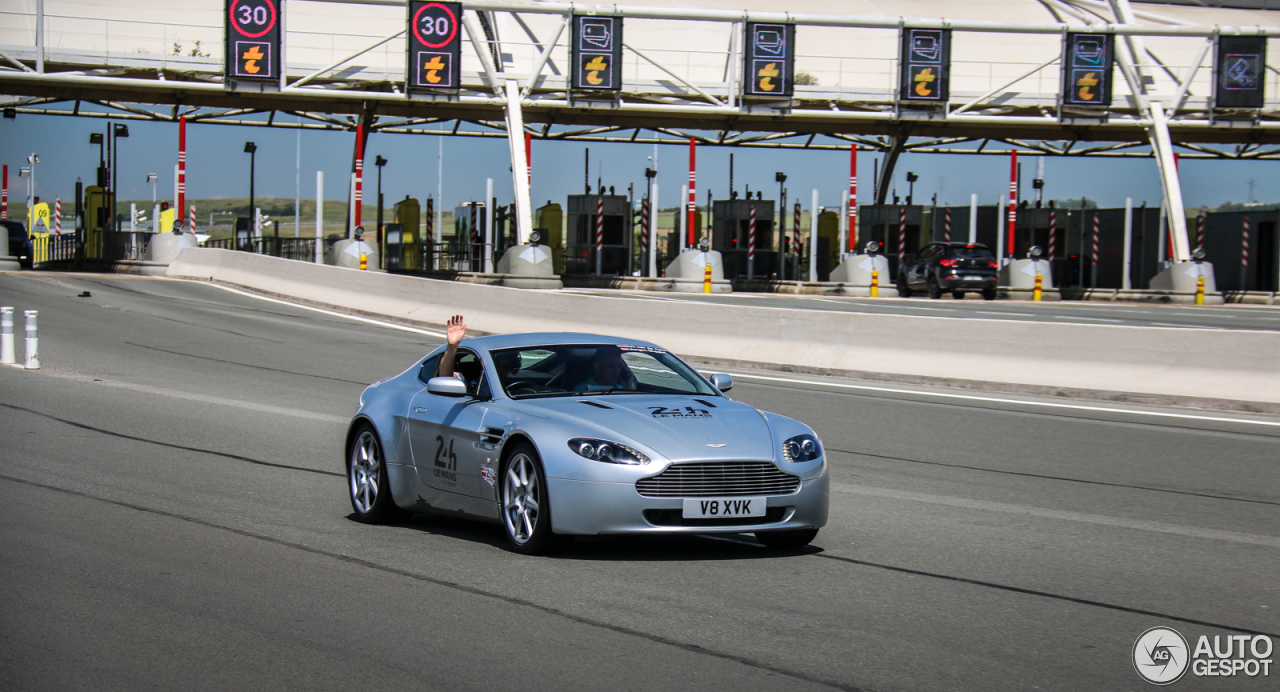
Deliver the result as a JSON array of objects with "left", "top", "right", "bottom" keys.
[{"left": 658, "top": 138, "right": 729, "bottom": 293}]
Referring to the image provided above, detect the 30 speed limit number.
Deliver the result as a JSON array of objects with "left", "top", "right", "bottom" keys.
[{"left": 226, "top": 0, "right": 280, "bottom": 80}]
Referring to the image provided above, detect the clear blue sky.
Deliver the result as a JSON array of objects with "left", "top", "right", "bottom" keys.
[{"left": 2, "top": 104, "right": 1275, "bottom": 215}]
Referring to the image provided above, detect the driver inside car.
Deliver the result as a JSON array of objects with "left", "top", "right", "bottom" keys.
[{"left": 575, "top": 347, "right": 637, "bottom": 392}]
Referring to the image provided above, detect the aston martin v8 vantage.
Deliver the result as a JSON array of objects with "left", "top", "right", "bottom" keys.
[{"left": 345, "top": 333, "right": 829, "bottom": 554}]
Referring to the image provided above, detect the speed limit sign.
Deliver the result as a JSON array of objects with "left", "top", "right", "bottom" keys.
[
  {"left": 406, "top": 1, "right": 462, "bottom": 92},
  {"left": 225, "top": 0, "right": 282, "bottom": 83}
]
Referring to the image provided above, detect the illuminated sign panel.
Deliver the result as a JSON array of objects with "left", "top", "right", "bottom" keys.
[
  {"left": 898, "top": 28, "right": 951, "bottom": 102},
  {"left": 743, "top": 23, "right": 795, "bottom": 98},
  {"left": 225, "top": 0, "right": 282, "bottom": 83},
  {"left": 571, "top": 15, "right": 623, "bottom": 91},
  {"left": 1214, "top": 36, "right": 1267, "bottom": 109},
  {"left": 406, "top": 1, "right": 462, "bottom": 92},
  {"left": 1061, "top": 33, "right": 1114, "bottom": 107}
]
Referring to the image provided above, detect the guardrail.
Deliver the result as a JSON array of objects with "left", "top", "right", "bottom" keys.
[
  {"left": 205, "top": 237, "right": 317, "bottom": 262},
  {"left": 165, "top": 247, "right": 1280, "bottom": 409}
]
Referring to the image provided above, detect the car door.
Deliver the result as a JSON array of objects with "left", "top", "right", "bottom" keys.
[
  {"left": 407, "top": 350, "right": 491, "bottom": 500},
  {"left": 909, "top": 246, "right": 934, "bottom": 286}
]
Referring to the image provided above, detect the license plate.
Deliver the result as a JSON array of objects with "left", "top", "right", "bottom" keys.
[{"left": 682, "top": 497, "right": 767, "bottom": 518}]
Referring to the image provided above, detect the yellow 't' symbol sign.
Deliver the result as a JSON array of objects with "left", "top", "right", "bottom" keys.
[
  {"left": 1077, "top": 71, "right": 1099, "bottom": 101},
  {"left": 585, "top": 56, "right": 608, "bottom": 86},
  {"left": 914, "top": 67, "right": 936, "bottom": 97},
  {"left": 757, "top": 62, "right": 779, "bottom": 91},
  {"left": 242, "top": 45, "right": 264, "bottom": 74},
  {"left": 423, "top": 56, "right": 444, "bottom": 84}
]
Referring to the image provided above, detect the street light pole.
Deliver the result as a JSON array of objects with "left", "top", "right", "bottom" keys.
[
  {"left": 244, "top": 142, "right": 257, "bottom": 233},
  {"left": 374, "top": 155, "right": 387, "bottom": 244},
  {"left": 111, "top": 123, "right": 129, "bottom": 230}
]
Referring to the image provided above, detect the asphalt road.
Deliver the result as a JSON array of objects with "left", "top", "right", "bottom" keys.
[
  {"left": 1, "top": 273, "right": 1276, "bottom": 692},
  {"left": 562, "top": 288, "right": 1280, "bottom": 332}
]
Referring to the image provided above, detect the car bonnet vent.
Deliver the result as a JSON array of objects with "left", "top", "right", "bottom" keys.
[
  {"left": 579, "top": 400, "right": 614, "bottom": 410},
  {"left": 692, "top": 398, "right": 717, "bottom": 408}
]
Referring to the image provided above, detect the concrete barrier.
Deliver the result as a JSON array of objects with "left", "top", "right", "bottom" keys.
[{"left": 167, "top": 248, "right": 1280, "bottom": 408}]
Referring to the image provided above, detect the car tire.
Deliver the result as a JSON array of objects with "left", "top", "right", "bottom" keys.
[
  {"left": 756, "top": 529, "right": 819, "bottom": 550},
  {"left": 982, "top": 287, "right": 997, "bottom": 301},
  {"left": 501, "top": 443, "right": 558, "bottom": 555},
  {"left": 897, "top": 276, "right": 912, "bottom": 298},
  {"left": 347, "top": 423, "right": 409, "bottom": 524},
  {"left": 927, "top": 275, "right": 942, "bottom": 300}
]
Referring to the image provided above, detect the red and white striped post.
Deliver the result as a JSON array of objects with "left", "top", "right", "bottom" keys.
[
  {"left": 424, "top": 197, "right": 434, "bottom": 269},
  {"left": 54, "top": 198, "right": 61, "bottom": 235},
  {"left": 1091, "top": 213, "right": 1100, "bottom": 288},
  {"left": 1242, "top": 216, "right": 1251, "bottom": 288},
  {"left": 2, "top": 164, "right": 8, "bottom": 220},
  {"left": 188, "top": 205, "right": 196, "bottom": 233},
  {"left": 794, "top": 201, "right": 801, "bottom": 255},
  {"left": 640, "top": 198, "right": 649, "bottom": 256},
  {"left": 1007, "top": 150, "right": 1018, "bottom": 259},
  {"left": 748, "top": 203, "right": 757, "bottom": 279},
  {"left": 1048, "top": 210, "right": 1057, "bottom": 260},
  {"left": 1196, "top": 213, "right": 1205, "bottom": 251},
  {"left": 848, "top": 144, "right": 858, "bottom": 252},
  {"left": 595, "top": 196, "right": 604, "bottom": 274},
  {"left": 177, "top": 116, "right": 186, "bottom": 227},
  {"left": 944, "top": 208, "right": 952, "bottom": 243},
  {"left": 687, "top": 138, "right": 697, "bottom": 249},
  {"left": 354, "top": 124, "right": 364, "bottom": 229},
  {"left": 524, "top": 131, "right": 532, "bottom": 188},
  {"left": 898, "top": 207, "right": 907, "bottom": 266}
]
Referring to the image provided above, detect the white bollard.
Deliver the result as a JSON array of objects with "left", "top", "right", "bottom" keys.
[
  {"left": 1, "top": 306, "right": 13, "bottom": 364},
  {"left": 23, "top": 309, "right": 38, "bottom": 369}
]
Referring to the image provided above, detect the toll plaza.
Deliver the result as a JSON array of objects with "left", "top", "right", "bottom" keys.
[
  {"left": 565, "top": 193, "right": 630, "bottom": 276},
  {"left": 712, "top": 195, "right": 775, "bottom": 280},
  {"left": 1201, "top": 208, "right": 1280, "bottom": 295}
]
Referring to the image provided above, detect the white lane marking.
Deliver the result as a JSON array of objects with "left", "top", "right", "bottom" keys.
[
  {"left": 197, "top": 282, "right": 446, "bottom": 336},
  {"left": 833, "top": 483, "right": 1280, "bottom": 548},
  {"left": 977, "top": 311, "right": 1034, "bottom": 317},
  {"left": 715, "top": 371, "right": 1280, "bottom": 428},
  {"left": 875, "top": 303, "right": 957, "bottom": 312},
  {"left": 1053, "top": 315, "right": 1122, "bottom": 323},
  {"left": 1151, "top": 322, "right": 1225, "bottom": 330},
  {"left": 33, "top": 371, "right": 350, "bottom": 423}
]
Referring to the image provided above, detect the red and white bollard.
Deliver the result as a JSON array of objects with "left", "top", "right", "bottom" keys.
[
  {"left": 748, "top": 204, "right": 757, "bottom": 279},
  {"left": 944, "top": 208, "right": 952, "bottom": 243},
  {"left": 189, "top": 205, "right": 197, "bottom": 234},
  {"left": 54, "top": 198, "right": 61, "bottom": 235},
  {"left": 1091, "top": 213, "right": 1100, "bottom": 288},
  {"left": 898, "top": 207, "right": 907, "bottom": 267},
  {"left": 640, "top": 199, "right": 649, "bottom": 256},
  {"left": 1196, "top": 213, "right": 1205, "bottom": 251},
  {"left": 1048, "top": 210, "right": 1057, "bottom": 260}
]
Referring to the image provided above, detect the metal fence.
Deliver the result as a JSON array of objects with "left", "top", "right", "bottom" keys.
[
  {"left": 31, "top": 231, "right": 154, "bottom": 264},
  {"left": 205, "top": 237, "right": 318, "bottom": 262}
]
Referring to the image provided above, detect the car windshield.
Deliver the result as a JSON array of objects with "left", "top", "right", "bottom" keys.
[
  {"left": 491, "top": 344, "right": 720, "bottom": 399},
  {"left": 948, "top": 246, "right": 994, "bottom": 259}
]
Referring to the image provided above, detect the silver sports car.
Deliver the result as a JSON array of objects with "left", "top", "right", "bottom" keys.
[{"left": 345, "top": 333, "right": 829, "bottom": 554}]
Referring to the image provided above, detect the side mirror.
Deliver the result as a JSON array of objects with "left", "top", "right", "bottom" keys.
[
  {"left": 709, "top": 373, "right": 733, "bottom": 392},
  {"left": 427, "top": 376, "right": 469, "bottom": 397}
]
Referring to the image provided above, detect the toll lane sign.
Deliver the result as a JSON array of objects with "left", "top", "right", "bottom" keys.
[
  {"left": 898, "top": 28, "right": 951, "bottom": 102},
  {"left": 1061, "top": 33, "right": 1114, "bottom": 107},
  {"left": 1214, "top": 36, "right": 1267, "bottom": 109},
  {"left": 744, "top": 22, "right": 795, "bottom": 98},
  {"left": 407, "top": 1, "right": 462, "bottom": 92},
  {"left": 572, "top": 15, "right": 623, "bottom": 92},
  {"left": 225, "top": 0, "right": 282, "bottom": 83}
]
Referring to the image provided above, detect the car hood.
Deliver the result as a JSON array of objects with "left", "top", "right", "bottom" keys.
[{"left": 509, "top": 394, "right": 775, "bottom": 463}]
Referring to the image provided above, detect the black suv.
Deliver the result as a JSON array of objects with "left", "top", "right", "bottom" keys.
[
  {"left": 3, "top": 220, "right": 31, "bottom": 268},
  {"left": 897, "top": 242, "right": 998, "bottom": 300}
]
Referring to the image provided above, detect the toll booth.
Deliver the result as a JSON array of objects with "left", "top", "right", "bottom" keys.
[
  {"left": 858, "top": 204, "right": 924, "bottom": 276},
  {"left": 566, "top": 194, "right": 629, "bottom": 275},
  {"left": 390, "top": 196, "right": 423, "bottom": 271},
  {"left": 83, "top": 185, "right": 110, "bottom": 259},
  {"left": 234, "top": 216, "right": 253, "bottom": 251},
  {"left": 712, "top": 197, "right": 776, "bottom": 279},
  {"left": 536, "top": 201, "right": 564, "bottom": 273},
  {"left": 1201, "top": 208, "right": 1279, "bottom": 293},
  {"left": 453, "top": 202, "right": 486, "bottom": 271},
  {"left": 815, "top": 210, "right": 839, "bottom": 281}
]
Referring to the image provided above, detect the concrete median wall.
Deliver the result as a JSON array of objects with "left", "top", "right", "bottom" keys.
[{"left": 167, "top": 248, "right": 1280, "bottom": 408}]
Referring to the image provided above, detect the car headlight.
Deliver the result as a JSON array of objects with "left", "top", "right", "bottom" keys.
[
  {"left": 781, "top": 434, "right": 822, "bottom": 463},
  {"left": 568, "top": 438, "right": 650, "bottom": 465}
]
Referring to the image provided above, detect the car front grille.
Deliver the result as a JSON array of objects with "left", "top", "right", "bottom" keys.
[{"left": 635, "top": 462, "right": 800, "bottom": 498}]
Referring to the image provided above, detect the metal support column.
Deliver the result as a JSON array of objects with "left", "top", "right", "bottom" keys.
[{"left": 504, "top": 79, "right": 533, "bottom": 245}]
